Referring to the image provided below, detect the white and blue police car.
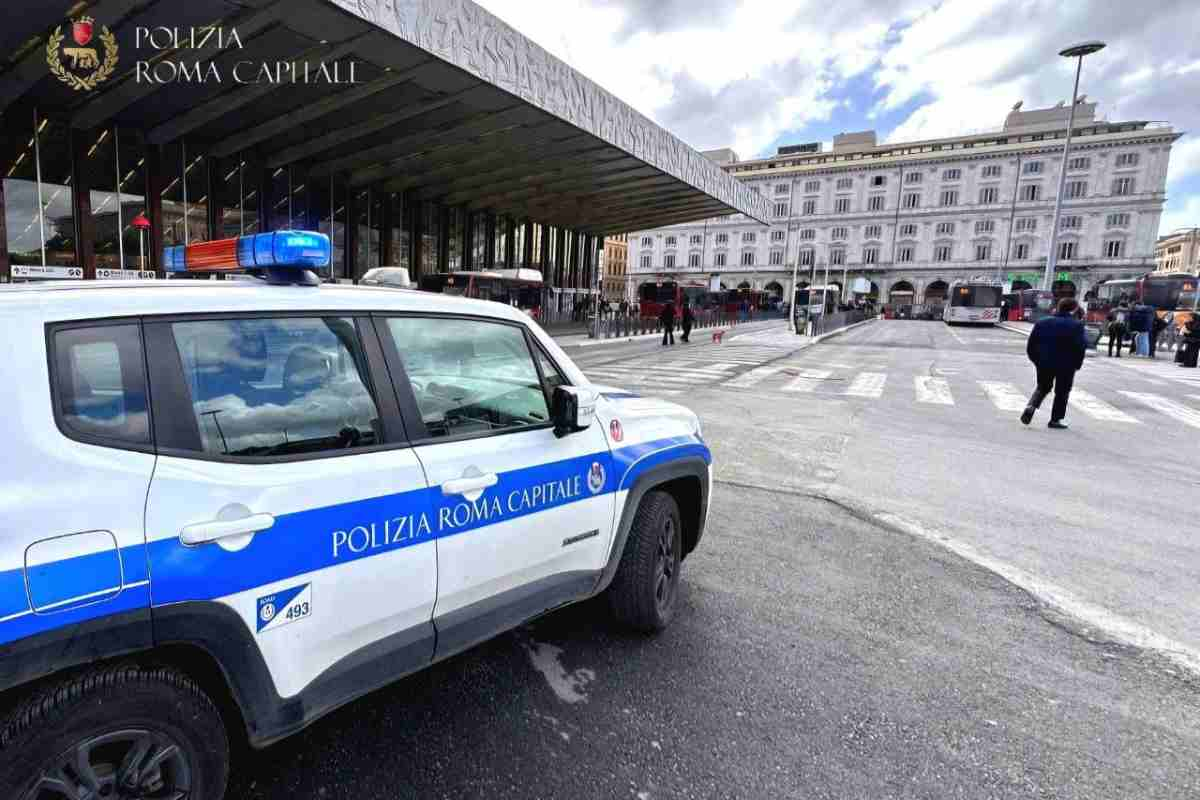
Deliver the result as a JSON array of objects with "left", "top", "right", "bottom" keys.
[{"left": 0, "top": 232, "right": 711, "bottom": 799}]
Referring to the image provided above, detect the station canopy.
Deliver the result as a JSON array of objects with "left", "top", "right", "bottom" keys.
[{"left": 0, "top": 0, "right": 770, "bottom": 236}]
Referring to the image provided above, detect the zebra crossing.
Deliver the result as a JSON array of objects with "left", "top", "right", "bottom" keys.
[{"left": 584, "top": 352, "right": 1200, "bottom": 430}]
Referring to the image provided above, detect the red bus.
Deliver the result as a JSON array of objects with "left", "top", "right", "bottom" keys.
[
  {"left": 1003, "top": 288, "right": 1056, "bottom": 322},
  {"left": 637, "top": 280, "right": 719, "bottom": 317},
  {"left": 1085, "top": 273, "right": 1198, "bottom": 328},
  {"left": 419, "top": 268, "right": 544, "bottom": 316}
]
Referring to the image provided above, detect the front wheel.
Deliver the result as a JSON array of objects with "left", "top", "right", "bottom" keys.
[
  {"left": 608, "top": 490, "right": 683, "bottom": 633},
  {"left": 0, "top": 664, "right": 229, "bottom": 800}
]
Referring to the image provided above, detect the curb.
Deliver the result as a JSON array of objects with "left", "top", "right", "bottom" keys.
[
  {"left": 998, "top": 322, "right": 1031, "bottom": 338},
  {"left": 810, "top": 316, "right": 876, "bottom": 344}
]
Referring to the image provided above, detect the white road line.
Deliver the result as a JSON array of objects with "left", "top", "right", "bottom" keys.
[
  {"left": 845, "top": 372, "right": 887, "bottom": 398},
  {"left": 1069, "top": 390, "right": 1140, "bottom": 424},
  {"left": 946, "top": 326, "right": 967, "bottom": 345},
  {"left": 723, "top": 366, "right": 782, "bottom": 388},
  {"left": 587, "top": 372, "right": 697, "bottom": 386},
  {"left": 979, "top": 381, "right": 1028, "bottom": 412},
  {"left": 914, "top": 376, "right": 954, "bottom": 405},
  {"left": 782, "top": 369, "right": 832, "bottom": 393},
  {"left": 1120, "top": 392, "right": 1200, "bottom": 429}
]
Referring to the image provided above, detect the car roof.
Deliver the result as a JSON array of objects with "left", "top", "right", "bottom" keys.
[{"left": 0, "top": 279, "right": 531, "bottom": 323}]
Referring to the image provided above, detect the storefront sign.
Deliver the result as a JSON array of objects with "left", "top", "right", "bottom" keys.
[
  {"left": 11, "top": 265, "right": 83, "bottom": 279},
  {"left": 96, "top": 268, "right": 157, "bottom": 280}
]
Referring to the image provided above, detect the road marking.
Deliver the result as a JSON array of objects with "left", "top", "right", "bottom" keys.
[
  {"left": 723, "top": 365, "right": 782, "bottom": 388},
  {"left": 1120, "top": 392, "right": 1200, "bottom": 429},
  {"left": 914, "top": 376, "right": 954, "bottom": 405},
  {"left": 979, "top": 381, "right": 1028, "bottom": 412},
  {"left": 946, "top": 326, "right": 967, "bottom": 345},
  {"left": 1068, "top": 390, "right": 1140, "bottom": 423},
  {"left": 782, "top": 369, "right": 832, "bottom": 392},
  {"left": 845, "top": 372, "right": 887, "bottom": 398}
]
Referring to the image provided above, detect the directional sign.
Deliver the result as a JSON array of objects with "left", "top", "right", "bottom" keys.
[
  {"left": 11, "top": 265, "right": 83, "bottom": 279},
  {"left": 96, "top": 268, "right": 157, "bottom": 280}
]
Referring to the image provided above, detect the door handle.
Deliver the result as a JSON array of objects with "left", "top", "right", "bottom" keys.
[
  {"left": 180, "top": 512, "right": 275, "bottom": 546},
  {"left": 441, "top": 473, "right": 498, "bottom": 496}
]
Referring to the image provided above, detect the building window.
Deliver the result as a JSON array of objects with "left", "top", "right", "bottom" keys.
[
  {"left": 868, "top": 195, "right": 885, "bottom": 211},
  {"left": 834, "top": 197, "right": 851, "bottom": 213},
  {"left": 664, "top": 254, "right": 675, "bottom": 269},
  {"left": 741, "top": 251, "right": 754, "bottom": 266},
  {"left": 864, "top": 224, "right": 882, "bottom": 239},
  {"left": 715, "top": 252, "right": 726, "bottom": 267},
  {"left": 974, "top": 220, "right": 995, "bottom": 234},
  {"left": 802, "top": 200, "right": 817, "bottom": 215},
  {"left": 774, "top": 202, "right": 789, "bottom": 218},
  {"left": 805, "top": 180, "right": 822, "bottom": 192},
  {"left": 871, "top": 175, "right": 886, "bottom": 187},
  {"left": 831, "top": 227, "right": 848, "bottom": 240},
  {"left": 1065, "top": 180, "right": 1088, "bottom": 199},
  {"left": 863, "top": 247, "right": 878, "bottom": 264},
  {"left": 1104, "top": 239, "right": 1124, "bottom": 258},
  {"left": 1015, "top": 217, "right": 1037, "bottom": 232},
  {"left": 641, "top": 236, "right": 652, "bottom": 246},
  {"left": 903, "top": 192, "right": 921, "bottom": 209},
  {"left": 775, "top": 183, "right": 789, "bottom": 194},
  {"left": 935, "top": 222, "right": 955, "bottom": 236},
  {"left": 905, "top": 172, "right": 923, "bottom": 184},
  {"left": 899, "top": 223, "right": 917, "bottom": 237},
  {"left": 979, "top": 186, "right": 999, "bottom": 204},
  {"left": 665, "top": 236, "right": 676, "bottom": 246},
  {"left": 942, "top": 168, "right": 962, "bottom": 181},
  {"left": 1024, "top": 161, "right": 1043, "bottom": 174},
  {"left": 1059, "top": 241, "right": 1076, "bottom": 260},
  {"left": 939, "top": 190, "right": 958, "bottom": 207},
  {"left": 1060, "top": 215, "right": 1082, "bottom": 230},
  {"left": 982, "top": 164, "right": 1002, "bottom": 178},
  {"left": 640, "top": 254, "right": 651, "bottom": 268},
  {"left": 690, "top": 234, "right": 702, "bottom": 245},
  {"left": 897, "top": 246, "right": 914, "bottom": 263},
  {"left": 1068, "top": 156, "right": 1090, "bottom": 171},
  {"left": 934, "top": 244, "right": 952, "bottom": 262},
  {"left": 771, "top": 230, "right": 785, "bottom": 242},
  {"left": 688, "top": 252, "right": 700, "bottom": 267},
  {"left": 1115, "top": 152, "right": 1139, "bottom": 168},
  {"left": 830, "top": 248, "right": 845, "bottom": 266},
  {"left": 742, "top": 231, "right": 756, "bottom": 243},
  {"left": 1112, "top": 177, "right": 1134, "bottom": 195},
  {"left": 1014, "top": 242, "right": 1030, "bottom": 260},
  {"left": 716, "top": 232, "right": 728, "bottom": 245},
  {"left": 769, "top": 250, "right": 783, "bottom": 265},
  {"left": 1020, "top": 184, "right": 1041, "bottom": 202},
  {"left": 835, "top": 177, "right": 852, "bottom": 190},
  {"left": 799, "top": 249, "right": 814, "bottom": 266},
  {"left": 975, "top": 243, "right": 991, "bottom": 261},
  {"left": 1106, "top": 212, "right": 1130, "bottom": 227},
  {"left": 799, "top": 228, "right": 815, "bottom": 240}
]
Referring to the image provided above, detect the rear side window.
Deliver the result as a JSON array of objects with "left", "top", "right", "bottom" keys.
[
  {"left": 51, "top": 324, "right": 151, "bottom": 447},
  {"left": 167, "top": 317, "right": 382, "bottom": 458}
]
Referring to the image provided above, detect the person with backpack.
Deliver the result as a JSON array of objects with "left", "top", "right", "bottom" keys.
[
  {"left": 1021, "top": 297, "right": 1088, "bottom": 430},
  {"left": 1107, "top": 300, "right": 1130, "bottom": 358}
]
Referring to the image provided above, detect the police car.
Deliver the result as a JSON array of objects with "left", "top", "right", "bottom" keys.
[{"left": 0, "top": 231, "right": 710, "bottom": 799}]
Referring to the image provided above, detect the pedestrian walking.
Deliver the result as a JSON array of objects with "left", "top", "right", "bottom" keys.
[
  {"left": 1021, "top": 297, "right": 1087, "bottom": 430},
  {"left": 1149, "top": 312, "right": 1167, "bottom": 359},
  {"left": 681, "top": 300, "right": 695, "bottom": 342},
  {"left": 660, "top": 301, "right": 676, "bottom": 346},
  {"left": 619, "top": 298, "right": 629, "bottom": 316},
  {"left": 1161, "top": 309, "right": 1177, "bottom": 352},
  {"left": 1107, "top": 300, "right": 1130, "bottom": 358},
  {"left": 1177, "top": 315, "right": 1200, "bottom": 368}
]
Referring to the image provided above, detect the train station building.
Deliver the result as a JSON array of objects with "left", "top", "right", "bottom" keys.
[{"left": 0, "top": 0, "right": 769, "bottom": 306}]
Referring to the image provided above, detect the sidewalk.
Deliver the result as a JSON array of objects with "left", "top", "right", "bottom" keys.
[
  {"left": 999, "top": 320, "right": 1185, "bottom": 361},
  {"left": 550, "top": 317, "right": 785, "bottom": 348}
]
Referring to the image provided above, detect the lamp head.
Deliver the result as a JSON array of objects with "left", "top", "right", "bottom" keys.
[{"left": 1059, "top": 41, "right": 1106, "bottom": 58}]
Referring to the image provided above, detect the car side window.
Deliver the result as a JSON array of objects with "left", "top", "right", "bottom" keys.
[
  {"left": 51, "top": 324, "right": 151, "bottom": 446},
  {"left": 167, "top": 317, "right": 382, "bottom": 458},
  {"left": 385, "top": 317, "right": 550, "bottom": 439},
  {"left": 534, "top": 345, "right": 568, "bottom": 395}
]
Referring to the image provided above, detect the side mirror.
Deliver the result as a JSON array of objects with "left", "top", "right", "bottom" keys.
[{"left": 552, "top": 386, "right": 598, "bottom": 438}]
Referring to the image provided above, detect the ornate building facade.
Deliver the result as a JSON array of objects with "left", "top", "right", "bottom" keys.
[{"left": 629, "top": 102, "right": 1180, "bottom": 305}]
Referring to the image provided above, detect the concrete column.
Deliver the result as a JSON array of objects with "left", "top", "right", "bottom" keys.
[
  {"left": 146, "top": 143, "right": 166, "bottom": 276},
  {"left": 380, "top": 190, "right": 394, "bottom": 266},
  {"left": 70, "top": 128, "right": 97, "bottom": 279}
]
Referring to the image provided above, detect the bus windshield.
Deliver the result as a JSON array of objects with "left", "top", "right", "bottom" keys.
[
  {"left": 639, "top": 282, "right": 677, "bottom": 303},
  {"left": 419, "top": 274, "right": 467, "bottom": 297},
  {"left": 951, "top": 285, "right": 1001, "bottom": 307}
]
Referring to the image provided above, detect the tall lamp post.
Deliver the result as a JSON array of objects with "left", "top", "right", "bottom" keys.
[{"left": 1043, "top": 40, "right": 1106, "bottom": 292}]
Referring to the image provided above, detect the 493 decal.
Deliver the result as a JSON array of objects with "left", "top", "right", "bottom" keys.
[{"left": 256, "top": 583, "right": 312, "bottom": 633}]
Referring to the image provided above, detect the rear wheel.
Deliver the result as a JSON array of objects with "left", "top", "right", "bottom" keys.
[
  {"left": 608, "top": 490, "right": 683, "bottom": 632},
  {"left": 0, "top": 664, "right": 229, "bottom": 800}
]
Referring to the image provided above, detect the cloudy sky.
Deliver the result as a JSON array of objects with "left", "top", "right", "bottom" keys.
[{"left": 476, "top": 0, "right": 1200, "bottom": 236}]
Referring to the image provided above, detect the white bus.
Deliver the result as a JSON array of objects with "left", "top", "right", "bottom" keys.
[{"left": 943, "top": 279, "right": 1003, "bottom": 325}]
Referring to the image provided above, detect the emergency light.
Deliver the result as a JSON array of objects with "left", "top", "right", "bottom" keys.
[{"left": 163, "top": 231, "right": 330, "bottom": 286}]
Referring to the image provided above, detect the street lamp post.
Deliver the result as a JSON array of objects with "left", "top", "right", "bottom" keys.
[{"left": 1043, "top": 40, "right": 1106, "bottom": 292}]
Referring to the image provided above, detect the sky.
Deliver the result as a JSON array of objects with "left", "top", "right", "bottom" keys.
[{"left": 475, "top": 0, "right": 1200, "bottom": 237}]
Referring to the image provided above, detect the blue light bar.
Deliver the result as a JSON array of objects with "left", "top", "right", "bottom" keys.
[{"left": 240, "top": 231, "right": 331, "bottom": 270}]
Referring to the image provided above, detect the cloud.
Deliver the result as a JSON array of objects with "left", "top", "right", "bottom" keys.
[{"left": 1160, "top": 194, "right": 1200, "bottom": 237}]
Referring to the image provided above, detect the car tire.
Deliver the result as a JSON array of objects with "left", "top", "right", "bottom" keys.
[
  {"left": 608, "top": 490, "right": 683, "bottom": 633},
  {"left": 0, "top": 663, "right": 229, "bottom": 800}
]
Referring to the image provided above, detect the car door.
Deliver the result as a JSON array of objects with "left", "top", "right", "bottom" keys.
[
  {"left": 376, "top": 314, "right": 616, "bottom": 659},
  {"left": 142, "top": 313, "right": 437, "bottom": 703}
]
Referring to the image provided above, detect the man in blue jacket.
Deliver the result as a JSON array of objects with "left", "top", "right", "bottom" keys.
[{"left": 1021, "top": 297, "right": 1088, "bottom": 429}]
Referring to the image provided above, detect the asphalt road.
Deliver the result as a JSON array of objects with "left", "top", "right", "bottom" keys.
[{"left": 226, "top": 319, "right": 1200, "bottom": 799}]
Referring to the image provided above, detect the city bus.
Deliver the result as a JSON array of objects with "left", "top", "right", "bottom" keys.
[
  {"left": 792, "top": 284, "right": 838, "bottom": 332},
  {"left": 1004, "top": 288, "right": 1055, "bottom": 322},
  {"left": 419, "top": 268, "right": 544, "bottom": 315},
  {"left": 943, "top": 279, "right": 1002, "bottom": 325},
  {"left": 1086, "top": 273, "right": 1198, "bottom": 329},
  {"left": 636, "top": 279, "right": 723, "bottom": 317}
]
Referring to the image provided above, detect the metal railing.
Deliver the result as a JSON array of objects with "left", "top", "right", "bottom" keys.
[
  {"left": 588, "top": 309, "right": 778, "bottom": 339},
  {"left": 798, "top": 309, "right": 869, "bottom": 336}
]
